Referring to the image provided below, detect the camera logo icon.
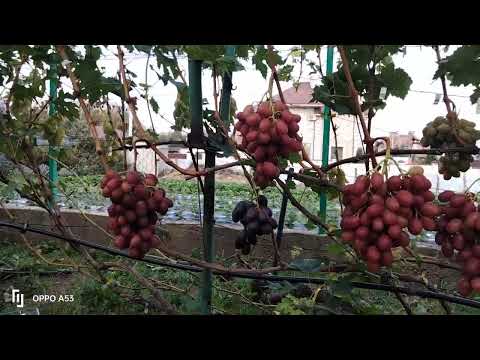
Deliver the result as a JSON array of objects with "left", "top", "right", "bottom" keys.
[{"left": 5, "top": 288, "right": 25, "bottom": 308}]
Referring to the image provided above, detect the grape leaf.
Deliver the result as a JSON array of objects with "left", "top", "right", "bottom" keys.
[
  {"left": 376, "top": 63, "right": 412, "bottom": 99},
  {"left": 288, "top": 152, "right": 301, "bottom": 164},
  {"left": 433, "top": 45, "right": 480, "bottom": 104},
  {"left": 433, "top": 45, "right": 480, "bottom": 88},
  {"left": 288, "top": 258, "right": 325, "bottom": 272},
  {"left": 327, "top": 242, "right": 346, "bottom": 257},
  {"left": 277, "top": 65, "right": 294, "bottom": 82},
  {"left": 149, "top": 97, "right": 159, "bottom": 113},
  {"left": 277, "top": 157, "right": 288, "bottom": 170},
  {"left": 252, "top": 46, "right": 268, "bottom": 78},
  {"left": 470, "top": 88, "right": 480, "bottom": 105},
  {"left": 286, "top": 179, "right": 296, "bottom": 189},
  {"left": 134, "top": 45, "right": 153, "bottom": 53},
  {"left": 304, "top": 218, "right": 317, "bottom": 230}
]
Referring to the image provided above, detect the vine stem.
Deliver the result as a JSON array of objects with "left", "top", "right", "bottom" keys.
[
  {"left": 266, "top": 45, "right": 285, "bottom": 104},
  {"left": 0, "top": 199, "right": 80, "bottom": 269},
  {"left": 465, "top": 177, "right": 480, "bottom": 193},
  {"left": 433, "top": 45, "right": 465, "bottom": 146},
  {"left": 104, "top": 96, "right": 124, "bottom": 147},
  {"left": 393, "top": 285, "right": 414, "bottom": 315},
  {"left": 105, "top": 261, "right": 178, "bottom": 314},
  {"left": 373, "top": 137, "right": 392, "bottom": 176},
  {"left": 396, "top": 273, "right": 451, "bottom": 314},
  {"left": 187, "top": 146, "right": 205, "bottom": 194},
  {"left": 434, "top": 46, "right": 455, "bottom": 114},
  {"left": 275, "top": 177, "right": 358, "bottom": 260},
  {"left": 337, "top": 46, "right": 377, "bottom": 169},
  {"left": 151, "top": 243, "right": 284, "bottom": 275},
  {"left": 144, "top": 51, "right": 156, "bottom": 134},
  {"left": 321, "top": 146, "right": 479, "bottom": 172},
  {"left": 55, "top": 46, "right": 109, "bottom": 172}
]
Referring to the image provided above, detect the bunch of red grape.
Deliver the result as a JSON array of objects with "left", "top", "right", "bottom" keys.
[
  {"left": 101, "top": 169, "right": 173, "bottom": 259},
  {"left": 234, "top": 101, "right": 302, "bottom": 188},
  {"left": 434, "top": 190, "right": 480, "bottom": 296},
  {"left": 340, "top": 172, "right": 440, "bottom": 272},
  {"left": 231, "top": 195, "right": 278, "bottom": 255}
]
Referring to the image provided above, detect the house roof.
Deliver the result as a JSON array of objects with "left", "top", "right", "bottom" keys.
[{"left": 273, "top": 82, "right": 322, "bottom": 108}]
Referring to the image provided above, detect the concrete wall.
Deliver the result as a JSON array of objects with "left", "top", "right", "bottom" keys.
[
  {"left": 0, "top": 205, "right": 341, "bottom": 262},
  {"left": 0, "top": 205, "right": 439, "bottom": 262}
]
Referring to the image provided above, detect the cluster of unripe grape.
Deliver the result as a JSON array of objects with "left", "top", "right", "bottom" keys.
[
  {"left": 101, "top": 169, "right": 173, "bottom": 259},
  {"left": 434, "top": 190, "right": 480, "bottom": 296},
  {"left": 231, "top": 195, "right": 278, "bottom": 255},
  {"left": 234, "top": 101, "right": 302, "bottom": 189},
  {"left": 420, "top": 114, "right": 480, "bottom": 180},
  {"left": 340, "top": 168, "right": 440, "bottom": 272}
]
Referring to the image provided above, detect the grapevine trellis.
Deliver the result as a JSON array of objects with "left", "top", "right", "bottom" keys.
[{"left": 1, "top": 45, "right": 480, "bottom": 314}]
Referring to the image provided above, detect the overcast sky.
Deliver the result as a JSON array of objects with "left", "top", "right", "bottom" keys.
[{"left": 94, "top": 45, "right": 480, "bottom": 139}]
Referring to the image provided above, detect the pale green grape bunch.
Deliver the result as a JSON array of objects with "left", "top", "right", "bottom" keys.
[{"left": 420, "top": 115, "right": 480, "bottom": 180}]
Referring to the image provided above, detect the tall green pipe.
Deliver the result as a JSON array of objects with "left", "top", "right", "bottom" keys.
[
  {"left": 48, "top": 62, "right": 59, "bottom": 206},
  {"left": 188, "top": 59, "right": 214, "bottom": 314},
  {"left": 319, "top": 46, "right": 334, "bottom": 234},
  {"left": 193, "top": 46, "right": 236, "bottom": 314}
]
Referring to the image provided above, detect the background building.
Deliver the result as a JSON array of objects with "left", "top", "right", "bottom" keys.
[{"left": 274, "top": 82, "right": 363, "bottom": 162}]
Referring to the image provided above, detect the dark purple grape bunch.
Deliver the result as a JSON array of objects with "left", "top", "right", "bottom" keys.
[{"left": 231, "top": 195, "right": 278, "bottom": 255}]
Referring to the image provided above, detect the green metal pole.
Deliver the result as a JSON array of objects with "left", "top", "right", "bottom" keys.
[
  {"left": 319, "top": 46, "right": 334, "bottom": 234},
  {"left": 188, "top": 59, "right": 214, "bottom": 314},
  {"left": 48, "top": 62, "right": 59, "bottom": 206}
]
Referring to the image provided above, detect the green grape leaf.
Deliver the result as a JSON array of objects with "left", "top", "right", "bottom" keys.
[
  {"left": 286, "top": 179, "right": 296, "bottom": 189},
  {"left": 277, "top": 157, "right": 288, "bottom": 170},
  {"left": 277, "top": 65, "right": 294, "bottom": 82},
  {"left": 312, "top": 84, "right": 353, "bottom": 115},
  {"left": 470, "top": 88, "right": 480, "bottom": 105},
  {"left": 288, "top": 152, "right": 301, "bottom": 164},
  {"left": 215, "top": 54, "right": 245, "bottom": 75},
  {"left": 236, "top": 45, "right": 253, "bottom": 59},
  {"left": 302, "top": 45, "right": 319, "bottom": 51},
  {"left": 327, "top": 242, "right": 346, "bottom": 257},
  {"left": 149, "top": 97, "right": 159, "bottom": 114},
  {"left": 376, "top": 63, "right": 412, "bottom": 99},
  {"left": 304, "top": 218, "right": 317, "bottom": 230},
  {"left": 434, "top": 45, "right": 480, "bottom": 89},
  {"left": 134, "top": 45, "right": 153, "bottom": 53},
  {"left": 328, "top": 276, "right": 354, "bottom": 301},
  {"left": 184, "top": 45, "right": 224, "bottom": 62},
  {"left": 252, "top": 46, "right": 269, "bottom": 78},
  {"left": 288, "top": 258, "right": 325, "bottom": 272}
]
